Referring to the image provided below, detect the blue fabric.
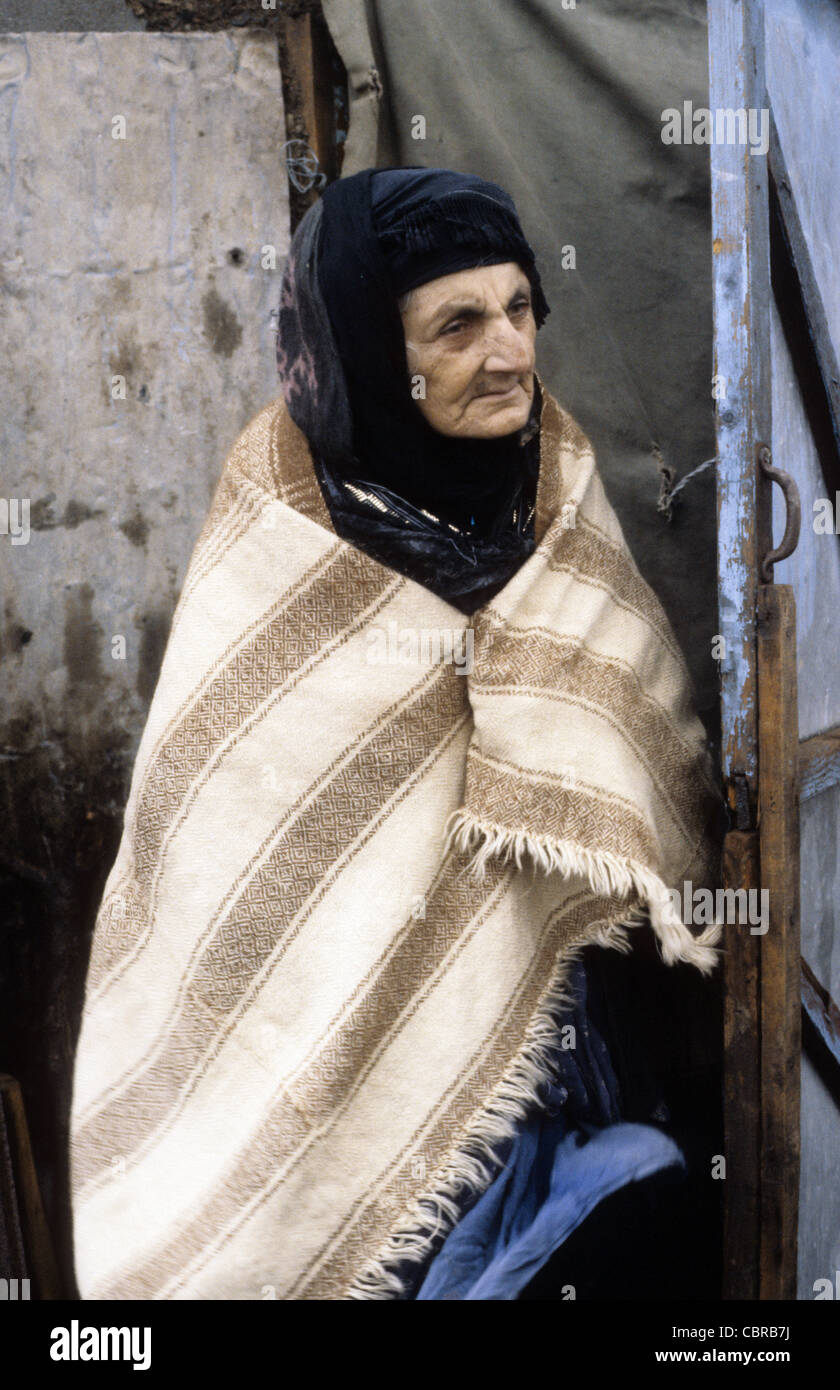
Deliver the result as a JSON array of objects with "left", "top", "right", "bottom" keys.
[
  {"left": 415, "top": 1116, "right": 684, "bottom": 1300},
  {"left": 403, "top": 955, "right": 684, "bottom": 1300}
]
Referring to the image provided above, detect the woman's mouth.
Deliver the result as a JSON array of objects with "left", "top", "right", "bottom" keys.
[{"left": 474, "top": 382, "right": 521, "bottom": 401}]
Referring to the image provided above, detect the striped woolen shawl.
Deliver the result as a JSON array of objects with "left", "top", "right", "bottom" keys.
[{"left": 69, "top": 379, "right": 722, "bottom": 1300}]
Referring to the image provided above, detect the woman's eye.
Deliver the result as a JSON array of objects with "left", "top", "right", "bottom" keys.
[{"left": 439, "top": 299, "right": 529, "bottom": 337}]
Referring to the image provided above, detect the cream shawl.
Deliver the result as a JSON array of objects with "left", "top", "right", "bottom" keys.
[{"left": 69, "top": 382, "right": 722, "bottom": 1300}]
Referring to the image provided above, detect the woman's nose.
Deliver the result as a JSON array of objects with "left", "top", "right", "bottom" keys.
[{"left": 481, "top": 316, "right": 532, "bottom": 372}]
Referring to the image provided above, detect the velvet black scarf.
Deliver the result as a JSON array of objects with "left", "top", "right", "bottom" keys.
[{"left": 275, "top": 166, "right": 550, "bottom": 612}]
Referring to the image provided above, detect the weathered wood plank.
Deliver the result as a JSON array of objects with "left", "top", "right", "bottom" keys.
[
  {"left": 769, "top": 121, "right": 840, "bottom": 497},
  {"left": 798, "top": 723, "right": 840, "bottom": 801},
  {"left": 756, "top": 583, "right": 801, "bottom": 1301},
  {"left": 765, "top": 0, "right": 840, "bottom": 403},
  {"left": 722, "top": 829, "right": 762, "bottom": 1301},
  {"left": 708, "top": 0, "right": 773, "bottom": 827},
  {"left": 709, "top": 0, "right": 800, "bottom": 1304},
  {"left": 768, "top": 125, "right": 840, "bottom": 454},
  {"left": 801, "top": 956, "right": 840, "bottom": 1078},
  {"left": 280, "top": 10, "right": 345, "bottom": 223},
  {"left": 0, "top": 1076, "right": 62, "bottom": 1298}
]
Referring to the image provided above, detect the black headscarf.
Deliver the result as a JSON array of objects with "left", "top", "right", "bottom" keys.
[{"left": 275, "top": 166, "right": 550, "bottom": 612}]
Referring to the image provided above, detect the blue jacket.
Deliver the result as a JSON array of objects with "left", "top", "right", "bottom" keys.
[{"left": 403, "top": 955, "right": 685, "bottom": 1300}]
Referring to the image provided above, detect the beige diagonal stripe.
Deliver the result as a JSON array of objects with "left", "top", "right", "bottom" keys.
[{"left": 70, "top": 383, "right": 722, "bottom": 1300}]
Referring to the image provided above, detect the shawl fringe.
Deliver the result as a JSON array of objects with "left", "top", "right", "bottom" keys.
[
  {"left": 344, "top": 924, "right": 631, "bottom": 1300},
  {"left": 443, "top": 810, "right": 723, "bottom": 976},
  {"left": 346, "top": 809, "right": 721, "bottom": 1301}
]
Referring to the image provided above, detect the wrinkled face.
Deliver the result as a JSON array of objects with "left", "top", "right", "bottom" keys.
[{"left": 399, "top": 262, "right": 537, "bottom": 438}]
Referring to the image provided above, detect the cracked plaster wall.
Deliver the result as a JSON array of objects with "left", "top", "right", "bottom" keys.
[{"left": 0, "top": 26, "right": 288, "bottom": 1288}]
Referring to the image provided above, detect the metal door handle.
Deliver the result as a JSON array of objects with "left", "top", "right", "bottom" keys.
[{"left": 759, "top": 445, "right": 801, "bottom": 582}]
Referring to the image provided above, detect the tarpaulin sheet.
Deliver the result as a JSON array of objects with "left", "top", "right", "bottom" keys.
[{"left": 323, "top": 0, "right": 719, "bottom": 736}]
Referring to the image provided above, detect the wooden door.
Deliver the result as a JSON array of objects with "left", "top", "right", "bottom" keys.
[
  {"left": 709, "top": 0, "right": 801, "bottom": 1300},
  {"left": 711, "top": 0, "right": 840, "bottom": 1300}
]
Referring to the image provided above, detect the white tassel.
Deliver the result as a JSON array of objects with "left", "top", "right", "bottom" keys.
[
  {"left": 442, "top": 809, "right": 723, "bottom": 976},
  {"left": 344, "top": 922, "right": 634, "bottom": 1300},
  {"left": 345, "top": 816, "right": 721, "bottom": 1299}
]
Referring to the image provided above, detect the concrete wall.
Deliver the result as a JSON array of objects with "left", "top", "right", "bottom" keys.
[{"left": 0, "top": 22, "right": 288, "bottom": 1288}]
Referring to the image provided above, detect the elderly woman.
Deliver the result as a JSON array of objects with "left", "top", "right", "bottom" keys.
[{"left": 69, "top": 167, "right": 722, "bottom": 1301}]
